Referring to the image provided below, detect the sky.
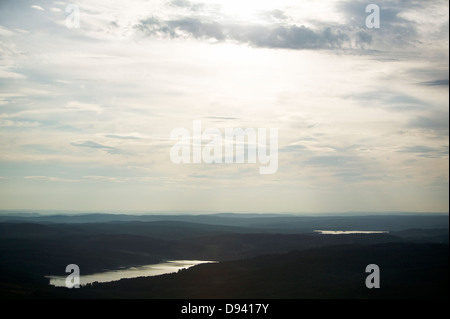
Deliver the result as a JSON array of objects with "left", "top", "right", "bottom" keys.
[{"left": 0, "top": 0, "right": 448, "bottom": 213}]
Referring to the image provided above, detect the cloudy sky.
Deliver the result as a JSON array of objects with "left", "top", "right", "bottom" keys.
[{"left": 0, "top": 0, "right": 448, "bottom": 213}]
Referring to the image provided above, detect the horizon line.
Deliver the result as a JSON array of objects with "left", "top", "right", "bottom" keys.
[{"left": 0, "top": 209, "right": 448, "bottom": 217}]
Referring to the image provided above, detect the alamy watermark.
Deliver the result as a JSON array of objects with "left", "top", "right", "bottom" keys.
[
  {"left": 65, "top": 264, "right": 80, "bottom": 288},
  {"left": 170, "top": 120, "right": 278, "bottom": 175},
  {"left": 365, "top": 264, "right": 380, "bottom": 289},
  {"left": 365, "top": 4, "right": 380, "bottom": 29},
  {"left": 65, "top": 4, "right": 80, "bottom": 29}
]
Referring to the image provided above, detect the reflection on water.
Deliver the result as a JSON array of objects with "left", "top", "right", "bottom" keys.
[
  {"left": 46, "top": 260, "right": 215, "bottom": 287},
  {"left": 314, "top": 230, "right": 389, "bottom": 235}
]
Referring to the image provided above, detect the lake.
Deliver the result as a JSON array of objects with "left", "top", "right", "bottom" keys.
[
  {"left": 314, "top": 230, "right": 389, "bottom": 235},
  {"left": 46, "top": 260, "right": 216, "bottom": 287}
]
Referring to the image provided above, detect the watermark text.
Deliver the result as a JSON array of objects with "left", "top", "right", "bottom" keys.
[{"left": 170, "top": 120, "right": 278, "bottom": 175}]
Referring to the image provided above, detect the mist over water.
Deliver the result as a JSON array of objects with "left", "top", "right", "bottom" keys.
[{"left": 47, "top": 260, "right": 215, "bottom": 287}]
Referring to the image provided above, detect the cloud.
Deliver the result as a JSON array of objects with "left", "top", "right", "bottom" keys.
[
  {"left": 332, "top": 172, "right": 389, "bottom": 183},
  {"left": 30, "top": 5, "right": 45, "bottom": 11},
  {"left": 22, "top": 144, "right": 60, "bottom": 155},
  {"left": 83, "top": 175, "right": 121, "bottom": 182},
  {"left": 337, "top": 0, "right": 449, "bottom": 57},
  {"left": 104, "top": 134, "right": 143, "bottom": 140},
  {"left": 397, "top": 145, "right": 449, "bottom": 158},
  {"left": 0, "top": 69, "right": 26, "bottom": 79},
  {"left": 136, "top": 17, "right": 351, "bottom": 49},
  {"left": 70, "top": 140, "right": 123, "bottom": 155},
  {"left": 346, "top": 90, "right": 428, "bottom": 112},
  {"left": 65, "top": 101, "right": 103, "bottom": 113},
  {"left": 25, "top": 176, "right": 76, "bottom": 182},
  {"left": 133, "top": 0, "right": 447, "bottom": 53},
  {"left": 203, "top": 116, "right": 240, "bottom": 121},
  {"left": 261, "top": 9, "right": 288, "bottom": 21},
  {"left": 297, "top": 153, "right": 385, "bottom": 184},
  {"left": 305, "top": 155, "right": 356, "bottom": 167},
  {"left": 0, "top": 119, "right": 39, "bottom": 127},
  {"left": 136, "top": 17, "right": 226, "bottom": 41},
  {"left": 280, "top": 145, "right": 306, "bottom": 153},
  {"left": 407, "top": 113, "right": 449, "bottom": 133},
  {"left": 337, "top": 0, "right": 420, "bottom": 34},
  {"left": 419, "top": 79, "right": 449, "bottom": 87},
  {"left": 0, "top": 26, "right": 15, "bottom": 36},
  {"left": 168, "top": 0, "right": 205, "bottom": 11}
]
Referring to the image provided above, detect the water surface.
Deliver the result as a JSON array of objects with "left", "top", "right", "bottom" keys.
[
  {"left": 47, "top": 260, "right": 215, "bottom": 287},
  {"left": 314, "top": 230, "right": 389, "bottom": 235}
]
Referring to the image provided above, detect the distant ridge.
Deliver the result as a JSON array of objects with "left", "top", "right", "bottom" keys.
[{"left": 0, "top": 212, "right": 448, "bottom": 232}]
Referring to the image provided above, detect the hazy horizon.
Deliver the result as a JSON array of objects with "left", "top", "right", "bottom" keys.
[
  {"left": 0, "top": 1, "right": 448, "bottom": 213},
  {"left": 0, "top": 209, "right": 448, "bottom": 217}
]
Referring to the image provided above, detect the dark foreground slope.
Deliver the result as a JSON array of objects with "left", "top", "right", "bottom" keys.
[
  {"left": 0, "top": 222, "right": 406, "bottom": 280},
  {"left": 20, "top": 243, "right": 449, "bottom": 299}
]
